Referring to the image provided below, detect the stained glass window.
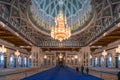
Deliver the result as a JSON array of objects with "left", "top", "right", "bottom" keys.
[
  {"left": 28, "top": 58, "right": 32, "bottom": 67},
  {"left": 90, "top": 58, "right": 92, "bottom": 67},
  {"left": 18, "top": 56, "right": 22, "bottom": 67},
  {"left": 118, "top": 54, "right": 120, "bottom": 68},
  {"left": 91, "top": 58, "right": 94, "bottom": 67},
  {"left": 95, "top": 57, "right": 98, "bottom": 67},
  {"left": 107, "top": 54, "right": 112, "bottom": 68},
  {"left": 24, "top": 57, "right": 28, "bottom": 67},
  {"left": 10, "top": 54, "right": 16, "bottom": 68},
  {"left": 100, "top": 56, "right": 104, "bottom": 67},
  {"left": 0, "top": 52, "right": 5, "bottom": 68}
]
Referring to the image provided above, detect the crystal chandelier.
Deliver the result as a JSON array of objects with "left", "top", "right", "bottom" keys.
[
  {"left": 0, "top": 45, "right": 7, "bottom": 53},
  {"left": 15, "top": 50, "right": 20, "bottom": 56},
  {"left": 51, "top": 10, "right": 71, "bottom": 42}
]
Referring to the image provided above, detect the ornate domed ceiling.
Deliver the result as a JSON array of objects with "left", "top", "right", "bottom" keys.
[
  {"left": 28, "top": 0, "right": 94, "bottom": 35},
  {"left": 0, "top": 0, "right": 120, "bottom": 47}
]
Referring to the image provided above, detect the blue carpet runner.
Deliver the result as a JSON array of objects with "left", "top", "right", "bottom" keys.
[{"left": 21, "top": 66, "right": 103, "bottom": 80}]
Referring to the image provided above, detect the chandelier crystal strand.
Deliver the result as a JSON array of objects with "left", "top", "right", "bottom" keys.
[
  {"left": 50, "top": 0, "right": 71, "bottom": 42},
  {"left": 51, "top": 10, "right": 71, "bottom": 42}
]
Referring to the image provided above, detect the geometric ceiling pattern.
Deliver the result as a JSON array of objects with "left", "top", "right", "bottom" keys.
[
  {"left": 0, "top": 0, "right": 120, "bottom": 48},
  {"left": 33, "top": 0, "right": 88, "bottom": 18},
  {"left": 29, "top": 0, "right": 93, "bottom": 33}
]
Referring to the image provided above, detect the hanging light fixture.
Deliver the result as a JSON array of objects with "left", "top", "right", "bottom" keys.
[
  {"left": 44, "top": 55, "right": 47, "bottom": 59},
  {"left": 90, "top": 55, "right": 92, "bottom": 59},
  {"left": 102, "top": 50, "right": 107, "bottom": 57},
  {"left": 15, "top": 50, "right": 20, "bottom": 56},
  {"left": 50, "top": 0, "right": 71, "bottom": 42},
  {"left": 59, "top": 53, "right": 63, "bottom": 59},
  {"left": 51, "top": 11, "right": 71, "bottom": 42},
  {"left": 116, "top": 45, "right": 120, "bottom": 53},
  {"left": 29, "top": 55, "right": 32, "bottom": 59},
  {"left": 74, "top": 55, "right": 78, "bottom": 59},
  {"left": 0, "top": 45, "right": 7, "bottom": 53}
]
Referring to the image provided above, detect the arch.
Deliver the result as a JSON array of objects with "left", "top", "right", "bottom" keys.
[
  {"left": 106, "top": 53, "right": 112, "bottom": 68},
  {"left": 28, "top": 58, "right": 32, "bottom": 67},
  {"left": 90, "top": 58, "right": 93, "bottom": 67},
  {"left": 95, "top": 57, "right": 98, "bottom": 67},
  {"left": 24, "top": 57, "right": 28, "bottom": 67},
  {"left": 91, "top": 58, "right": 94, "bottom": 67},
  {"left": 100, "top": 56, "right": 104, "bottom": 67},
  {"left": 0, "top": 52, "right": 5, "bottom": 68},
  {"left": 9, "top": 53, "right": 16, "bottom": 68},
  {"left": 117, "top": 53, "right": 120, "bottom": 68},
  {"left": 18, "top": 55, "right": 22, "bottom": 67}
]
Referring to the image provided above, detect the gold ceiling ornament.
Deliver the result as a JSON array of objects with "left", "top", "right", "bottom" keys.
[{"left": 51, "top": 10, "right": 71, "bottom": 42}]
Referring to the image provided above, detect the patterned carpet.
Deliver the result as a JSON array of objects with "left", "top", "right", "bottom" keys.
[{"left": 21, "top": 66, "right": 103, "bottom": 80}]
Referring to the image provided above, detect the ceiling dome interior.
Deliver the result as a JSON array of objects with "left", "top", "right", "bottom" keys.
[{"left": 28, "top": 0, "right": 93, "bottom": 34}]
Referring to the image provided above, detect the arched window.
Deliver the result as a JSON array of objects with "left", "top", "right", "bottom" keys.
[
  {"left": 18, "top": 56, "right": 22, "bottom": 67},
  {"left": 90, "top": 58, "right": 92, "bottom": 67},
  {"left": 107, "top": 54, "right": 112, "bottom": 68},
  {"left": 29, "top": 58, "right": 32, "bottom": 67},
  {"left": 92, "top": 58, "right": 94, "bottom": 67},
  {"left": 24, "top": 57, "right": 28, "bottom": 67},
  {"left": 28, "top": 58, "right": 30, "bottom": 67},
  {"left": 10, "top": 54, "right": 16, "bottom": 68},
  {"left": 95, "top": 57, "right": 98, "bottom": 67},
  {"left": 0, "top": 52, "right": 5, "bottom": 68},
  {"left": 118, "top": 54, "right": 120, "bottom": 68},
  {"left": 100, "top": 56, "right": 104, "bottom": 67}
]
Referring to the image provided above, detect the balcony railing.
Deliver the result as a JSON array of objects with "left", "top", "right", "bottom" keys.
[
  {"left": 86, "top": 12, "right": 120, "bottom": 45},
  {"left": 0, "top": 11, "right": 37, "bottom": 46},
  {"left": 0, "top": 8, "right": 120, "bottom": 47}
]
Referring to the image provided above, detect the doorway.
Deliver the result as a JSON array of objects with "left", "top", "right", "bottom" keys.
[{"left": 56, "top": 52, "right": 65, "bottom": 66}]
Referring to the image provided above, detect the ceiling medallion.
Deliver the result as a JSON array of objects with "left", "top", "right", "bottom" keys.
[{"left": 51, "top": 10, "right": 71, "bottom": 42}]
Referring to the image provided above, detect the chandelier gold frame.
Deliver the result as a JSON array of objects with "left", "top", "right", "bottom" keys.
[{"left": 51, "top": 11, "right": 71, "bottom": 42}]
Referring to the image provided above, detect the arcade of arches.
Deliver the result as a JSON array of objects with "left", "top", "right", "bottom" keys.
[{"left": 0, "top": 0, "right": 120, "bottom": 80}]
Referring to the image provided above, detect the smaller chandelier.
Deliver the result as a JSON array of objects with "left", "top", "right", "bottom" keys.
[
  {"left": 15, "top": 50, "right": 20, "bottom": 56},
  {"left": 116, "top": 45, "right": 120, "bottom": 53},
  {"left": 51, "top": 10, "right": 71, "bottom": 42},
  {"left": 0, "top": 45, "right": 7, "bottom": 53}
]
